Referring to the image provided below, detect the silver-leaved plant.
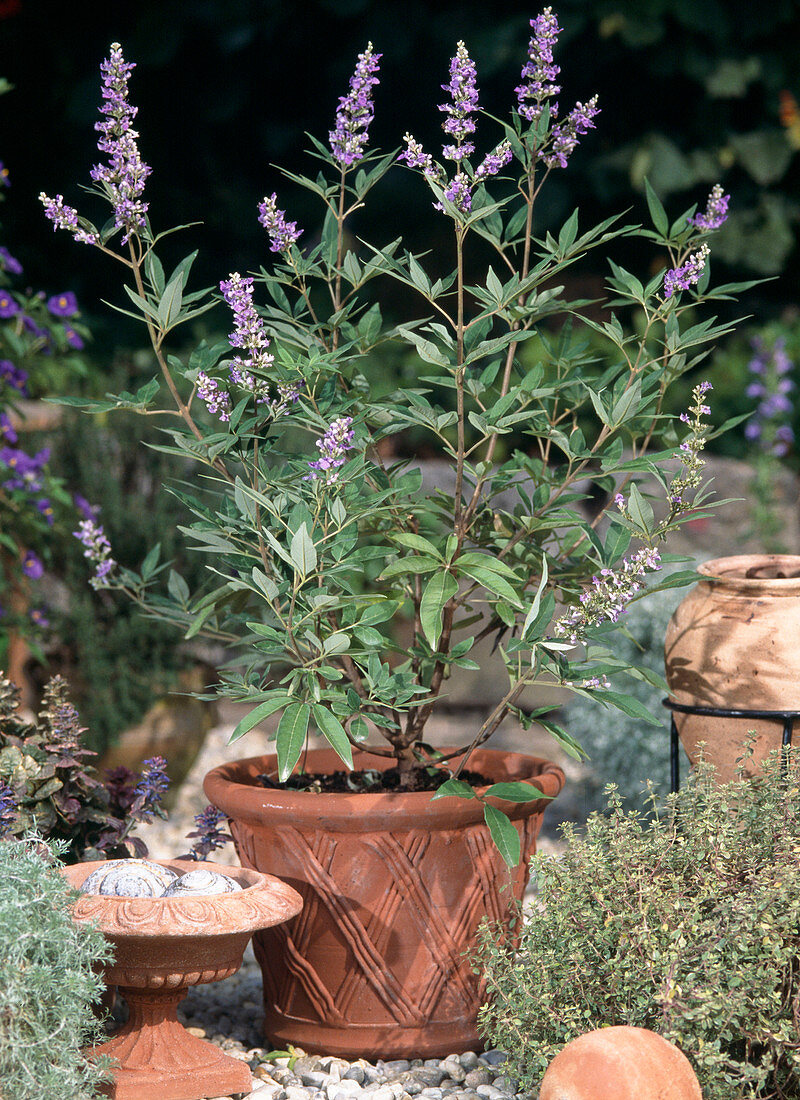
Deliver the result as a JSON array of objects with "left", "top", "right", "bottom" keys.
[{"left": 40, "top": 13, "right": 751, "bottom": 862}]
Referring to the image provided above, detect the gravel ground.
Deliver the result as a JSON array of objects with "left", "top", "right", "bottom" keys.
[{"left": 129, "top": 708, "right": 578, "bottom": 1098}]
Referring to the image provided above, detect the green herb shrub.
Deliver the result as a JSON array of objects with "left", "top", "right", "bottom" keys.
[
  {"left": 563, "top": 582, "right": 682, "bottom": 811},
  {"left": 0, "top": 837, "right": 112, "bottom": 1099},
  {"left": 0, "top": 674, "right": 168, "bottom": 861},
  {"left": 477, "top": 750, "right": 800, "bottom": 1100}
]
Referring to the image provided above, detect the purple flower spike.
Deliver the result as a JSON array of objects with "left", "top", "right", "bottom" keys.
[
  {"left": 39, "top": 193, "right": 100, "bottom": 246},
  {"left": 220, "top": 272, "right": 273, "bottom": 402},
  {"left": 663, "top": 243, "right": 710, "bottom": 299},
  {"left": 688, "top": 184, "right": 730, "bottom": 232},
  {"left": 307, "top": 416, "right": 355, "bottom": 482},
  {"left": 439, "top": 41, "right": 479, "bottom": 161},
  {"left": 542, "top": 96, "right": 600, "bottom": 169},
  {"left": 475, "top": 141, "right": 513, "bottom": 180},
  {"left": 47, "top": 291, "right": 79, "bottom": 317},
  {"left": 89, "top": 43, "right": 152, "bottom": 243},
  {"left": 132, "top": 755, "right": 170, "bottom": 823},
  {"left": 329, "top": 42, "right": 382, "bottom": 167},
  {"left": 399, "top": 134, "right": 436, "bottom": 175},
  {"left": 0, "top": 780, "right": 17, "bottom": 839},
  {"left": 73, "top": 517, "right": 116, "bottom": 589},
  {"left": 516, "top": 7, "right": 562, "bottom": 122},
  {"left": 197, "top": 370, "right": 232, "bottom": 422},
  {"left": 258, "top": 193, "right": 303, "bottom": 253}
]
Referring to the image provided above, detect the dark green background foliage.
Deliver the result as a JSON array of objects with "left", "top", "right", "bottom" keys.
[
  {"left": 477, "top": 749, "right": 800, "bottom": 1099},
  {"left": 49, "top": 390, "right": 208, "bottom": 755},
  {"left": 0, "top": 839, "right": 112, "bottom": 1100},
  {"left": 2, "top": 0, "right": 798, "bottom": 323}
]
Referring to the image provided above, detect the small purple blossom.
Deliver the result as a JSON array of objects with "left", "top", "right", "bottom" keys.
[
  {"left": 688, "top": 184, "right": 730, "bottom": 232},
  {"left": 0, "top": 246, "right": 22, "bottom": 275},
  {"left": 39, "top": 193, "right": 100, "bottom": 246},
  {"left": 444, "top": 173, "right": 472, "bottom": 212},
  {"left": 0, "top": 412, "right": 17, "bottom": 444},
  {"left": 46, "top": 291, "right": 79, "bottom": 317},
  {"left": 663, "top": 243, "right": 710, "bottom": 299},
  {"left": 0, "top": 163, "right": 9, "bottom": 188},
  {"left": 516, "top": 7, "right": 562, "bottom": 122},
  {"left": 22, "top": 551, "right": 44, "bottom": 580},
  {"left": 0, "top": 359, "right": 27, "bottom": 393},
  {"left": 307, "top": 416, "right": 355, "bottom": 482},
  {"left": 73, "top": 494, "right": 100, "bottom": 521},
  {"left": 0, "top": 290, "right": 19, "bottom": 317},
  {"left": 89, "top": 43, "right": 152, "bottom": 243},
  {"left": 73, "top": 517, "right": 116, "bottom": 589},
  {"left": 0, "top": 446, "right": 49, "bottom": 492},
  {"left": 63, "top": 325, "right": 84, "bottom": 350},
  {"left": 30, "top": 608, "right": 49, "bottom": 629},
  {"left": 329, "top": 43, "right": 382, "bottom": 167},
  {"left": 36, "top": 498, "right": 55, "bottom": 526},
  {"left": 197, "top": 370, "right": 232, "bottom": 422}
]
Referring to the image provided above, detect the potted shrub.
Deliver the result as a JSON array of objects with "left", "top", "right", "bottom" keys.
[{"left": 41, "top": 11, "right": 745, "bottom": 1054}]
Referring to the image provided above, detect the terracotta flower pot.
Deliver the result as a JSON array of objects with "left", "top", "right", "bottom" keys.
[
  {"left": 203, "top": 745, "right": 564, "bottom": 1059},
  {"left": 539, "top": 1026, "right": 701, "bottom": 1100},
  {"left": 61, "top": 858, "right": 302, "bottom": 1100},
  {"left": 665, "top": 554, "right": 800, "bottom": 782}
]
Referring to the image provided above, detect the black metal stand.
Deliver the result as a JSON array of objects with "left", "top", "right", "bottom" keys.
[{"left": 663, "top": 699, "right": 800, "bottom": 792}]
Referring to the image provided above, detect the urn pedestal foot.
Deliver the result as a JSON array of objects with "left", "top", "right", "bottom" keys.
[{"left": 87, "top": 987, "right": 252, "bottom": 1100}]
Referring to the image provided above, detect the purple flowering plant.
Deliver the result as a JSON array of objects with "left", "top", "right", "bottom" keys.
[
  {"left": 43, "top": 20, "right": 750, "bottom": 863},
  {"left": 0, "top": 80, "right": 94, "bottom": 653}
]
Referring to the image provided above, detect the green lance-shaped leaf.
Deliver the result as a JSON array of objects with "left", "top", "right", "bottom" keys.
[
  {"left": 483, "top": 803, "right": 521, "bottom": 867},
  {"left": 276, "top": 702, "right": 311, "bottom": 781},
  {"left": 484, "top": 781, "right": 549, "bottom": 802},
  {"left": 432, "top": 777, "right": 477, "bottom": 801},
  {"left": 290, "top": 522, "right": 318, "bottom": 578},
  {"left": 312, "top": 704, "right": 353, "bottom": 769},
  {"left": 420, "top": 571, "right": 459, "bottom": 650},
  {"left": 229, "top": 695, "right": 291, "bottom": 744}
]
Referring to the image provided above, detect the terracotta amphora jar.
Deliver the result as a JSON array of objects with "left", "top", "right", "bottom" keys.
[
  {"left": 539, "top": 1026, "right": 702, "bottom": 1100},
  {"left": 204, "top": 745, "right": 564, "bottom": 1060},
  {"left": 665, "top": 554, "right": 800, "bottom": 782}
]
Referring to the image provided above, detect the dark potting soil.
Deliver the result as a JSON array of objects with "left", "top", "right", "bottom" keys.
[{"left": 255, "top": 765, "right": 493, "bottom": 794}]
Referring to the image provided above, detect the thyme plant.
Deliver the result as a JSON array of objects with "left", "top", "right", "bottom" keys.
[{"left": 40, "top": 13, "right": 749, "bottom": 860}]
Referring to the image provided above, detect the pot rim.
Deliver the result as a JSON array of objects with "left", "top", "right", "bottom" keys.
[
  {"left": 203, "top": 745, "right": 565, "bottom": 832},
  {"left": 698, "top": 554, "right": 800, "bottom": 590}
]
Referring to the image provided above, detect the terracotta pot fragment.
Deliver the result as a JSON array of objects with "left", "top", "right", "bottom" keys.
[{"left": 539, "top": 1026, "right": 702, "bottom": 1100}]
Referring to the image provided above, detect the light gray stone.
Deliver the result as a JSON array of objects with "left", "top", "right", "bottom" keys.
[
  {"left": 463, "top": 1070, "right": 491, "bottom": 1089},
  {"left": 441, "top": 1061, "right": 467, "bottom": 1084},
  {"left": 492, "top": 1077, "right": 518, "bottom": 1095},
  {"left": 458, "top": 1054, "right": 480, "bottom": 1070},
  {"left": 342, "top": 1068, "right": 365, "bottom": 1085}
]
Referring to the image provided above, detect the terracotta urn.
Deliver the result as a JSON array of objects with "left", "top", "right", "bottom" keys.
[
  {"left": 539, "top": 1026, "right": 701, "bottom": 1099},
  {"left": 203, "top": 745, "right": 564, "bottom": 1059},
  {"left": 61, "top": 858, "right": 303, "bottom": 1100},
  {"left": 665, "top": 554, "right": 800, "bottom": 782}
]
